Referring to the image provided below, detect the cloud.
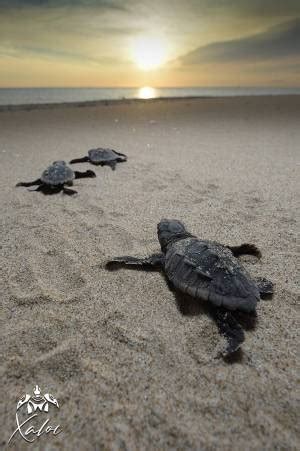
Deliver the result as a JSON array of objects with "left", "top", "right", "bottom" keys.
[
  {"left": 0, "top": 0, "right": 137, "bottom": 62},
  {"left": 179, "top": 18, "right": 300, "bottom": 65},
  {"left": 0, "top": 44, "right": 131, "bottom": 66},
  {"left": 0, "top": 0, "right": 127, "bottom": 10},
  {"left": 197, "top": 0, "right": 300, "bottom": 17},
  {"left": 1, "top": 0, "right": 299, "bottom": 24}
]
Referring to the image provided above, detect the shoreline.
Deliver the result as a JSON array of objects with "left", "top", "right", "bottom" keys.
[{"left": 0, "top": 93, "right": 299, "bottom": 112}]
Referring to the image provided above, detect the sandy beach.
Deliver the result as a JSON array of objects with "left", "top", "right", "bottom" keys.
[{"left": 1, "top": 96, "right": 299, "bottom": 450}]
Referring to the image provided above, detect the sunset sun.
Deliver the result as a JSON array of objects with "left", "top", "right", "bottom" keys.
[{"left": 131, "top": 36, "right": 169, "bottom": 71}]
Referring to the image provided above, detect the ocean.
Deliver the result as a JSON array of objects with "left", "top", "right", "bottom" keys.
[{"left": 0, "top": 87, "right": 299, "bottom": 107}]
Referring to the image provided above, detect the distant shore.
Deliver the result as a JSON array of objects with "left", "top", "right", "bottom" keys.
[
  {"left": 0, "top": 95, "right": 208, "bottom": 112},
  {"left": 0, "top": 93, "right": 299, "bottom": 112}
]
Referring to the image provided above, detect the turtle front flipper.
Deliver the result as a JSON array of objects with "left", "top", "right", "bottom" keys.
[
  {"left": 16, "top": 178, "right": 42, "bottom": 187},
  {"left": 106, "top": 253, "right": 164, "bottom": 270},
  {"left": 227, "top": 243, "right": 262, "bottom": 259},
  {"left": 211, "top": 306, "right": 245, "bottom": 357},
  {"left": 63, "top": 187, "right": 77, "bottom": 196},
  {"left": 115, "top": 151, "right": 127, "bottom": 162},
  {"left": 74, "top": 170, "right": 96, "bottom": 179},
  {"left": 255, "top": 277, "right": 274, "bottom": 298},
  {"left": 32, "top": 185, "right": 63, "bottom": 195},
  {"left": 28, "top": 185, "right": 45, "bottom": 192},
  {"left": 69, "top": 156, "right": 90, "bottom": 164}
]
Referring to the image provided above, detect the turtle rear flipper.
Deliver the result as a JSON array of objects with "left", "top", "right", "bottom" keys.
[{"left": 212, "top": 307, "right": 245, "bottom": 357}]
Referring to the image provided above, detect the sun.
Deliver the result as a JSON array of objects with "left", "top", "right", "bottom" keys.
[{"left": 131, "top": 36, "right": 169, "bottom": 71}]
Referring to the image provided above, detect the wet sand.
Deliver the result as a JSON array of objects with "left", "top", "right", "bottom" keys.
[{"left": 1, "top": 96, "right": 299, "bottom": 450}]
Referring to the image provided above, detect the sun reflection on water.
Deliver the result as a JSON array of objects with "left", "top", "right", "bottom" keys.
[{"left": 138, "top": 86, "right": 157, "bottom": 99}]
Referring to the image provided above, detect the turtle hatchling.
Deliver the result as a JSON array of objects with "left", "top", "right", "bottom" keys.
[
  {"left": 70, "top": 148, "right": 127, "bottom": 170},
  {"left": 106, "top": 219, "right": 273, "bottom": 356},
  {"left": 16, "top": 160, "right": 96, "bottom": 195}
]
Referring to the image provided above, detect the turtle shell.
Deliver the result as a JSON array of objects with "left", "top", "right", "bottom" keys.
[
  {"left": 41, "top": 161, "right": 75, "bottom": 186},
  {"left": 88, "top": 148, "right": 121, "bottom": 163},
  {"left": 164, "top": 237, "right": 260, "bottom": 312}
]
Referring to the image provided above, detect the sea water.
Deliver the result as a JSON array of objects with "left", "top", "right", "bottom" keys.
[{"left": 0, "top": 87, "right": 299, "bottom": 107}]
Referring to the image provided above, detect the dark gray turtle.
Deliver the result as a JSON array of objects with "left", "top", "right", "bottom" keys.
[
  {"left": 106, "top": 219, "right": 273, "bottom": 357},
  {"left": 70, "top": 148, "right": 127, "bottom": 170},
  {"left": 16, "top": 160, "right": 96, "bottom": 195}
]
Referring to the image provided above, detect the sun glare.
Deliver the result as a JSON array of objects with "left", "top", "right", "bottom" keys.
[
  {"left": 138, "top": 86, "right": 157, "bottom": 99},
  {"left": 131, "top": 36, "right": 169, "bottom": 71}
]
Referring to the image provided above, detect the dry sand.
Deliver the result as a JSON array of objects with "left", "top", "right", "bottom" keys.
[{"left": 0, "top": 96, "right": 299, "bottom": 450}]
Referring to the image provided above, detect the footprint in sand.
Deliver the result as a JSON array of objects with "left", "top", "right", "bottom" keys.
[
  {"left": 186, "top": 318, "right": 220, "bottom": 364},
  {"left": 5, "top": 341, "right": 83, "bottom": 382},
  {"left": 33, "top": 342, "right": 83, "bottom": 382},
  {"left": 8, "top": 257, "right": 51, "bottom": 305},
  {"left": 8, "top": 232, "right": 87, "bottom": 306},
  {"left": 99, "top": 312, "right": 166, "bottom": 356}
]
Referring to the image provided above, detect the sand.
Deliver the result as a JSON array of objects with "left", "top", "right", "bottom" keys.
[{"left": 0, "top": 96, "right": 299, "bottom": 450}]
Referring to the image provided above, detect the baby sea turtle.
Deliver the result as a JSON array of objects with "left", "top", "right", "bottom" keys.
[
  {"left": 70, "top": 148, "right": 127, "bottom": 170},
  {"left": 106, "top": 219, "right": 273, "bottom": 356},
  {"left": 16, "top": 160, "right": 96, "bottom": 195}
]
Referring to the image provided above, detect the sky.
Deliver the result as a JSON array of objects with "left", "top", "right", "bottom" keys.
[{"left": 0, "top": 0, "right": 299, "bottom": 87}]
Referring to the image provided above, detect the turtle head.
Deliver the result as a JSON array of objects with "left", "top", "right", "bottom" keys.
[
  {"left": 157, "top": 219, "right": 191, "bottom": 252},
  {"left": 52, "top": 160, "right": 66, "bottom": 166}
]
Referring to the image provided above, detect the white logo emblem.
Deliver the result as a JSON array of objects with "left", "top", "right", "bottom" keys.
[{"left": 8, "top": 385, "right": 62, "bottom": 444}]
